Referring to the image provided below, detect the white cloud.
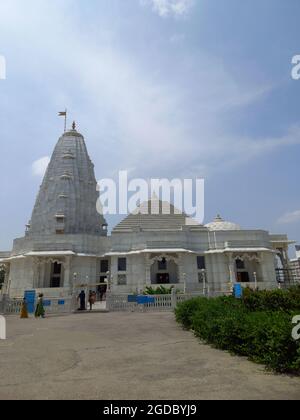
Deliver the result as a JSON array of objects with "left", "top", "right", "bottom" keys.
[
  {"left": 277, "top": 210, "right": 300, "bottom": 225},
  {"left": 0, "top": 54, "right": 6, "bottom": 80},
  {"left": 142, "top": 0, "right": 194, "bottom": 17},
  {"left": 32, "top": 157, "right": 50, "bottom": 177},
  {"left": 1, "top": 0, "right": 299, "bottom": 183}
]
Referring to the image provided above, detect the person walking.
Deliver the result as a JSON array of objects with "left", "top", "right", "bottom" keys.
[
  {"left": 78, "top": 290, "right": 86, "bottom": 311},
  {"left": 35, "top": 294, "right": 45, "bottom": 318},
  {"left": 88, "top": 291, "right": 96, "bottom": 311},
  {"left": 20, "top": 298, "right": 29, "bottom": 319},
  {"left": 99, "top": 284, "right": 107, "bottom": 302}
]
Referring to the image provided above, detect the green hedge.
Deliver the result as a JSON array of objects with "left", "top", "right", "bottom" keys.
[
  {"left": 175, "top": 293, "right": 300, "bottom": 374},
  {"left": 242, "top": 286, "right": 300, "bottom": 312},
  {"left": 176, "top": 296, "right": 243, "bottom": 329}
]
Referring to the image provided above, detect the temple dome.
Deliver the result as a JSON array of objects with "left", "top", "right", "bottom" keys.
[
  {"left": 205, "top": 215, "right": 241, "bottom": 231},
  {"left": 113, "top": 195, "right": 201, "bottom": 233}
]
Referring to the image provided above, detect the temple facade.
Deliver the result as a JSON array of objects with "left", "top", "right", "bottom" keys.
[
  {"left": 0, "top": 126, "right": 294, "bottom": 298},
  {"left": 290, "top": 246, "right": 300, "bottom": 284}
]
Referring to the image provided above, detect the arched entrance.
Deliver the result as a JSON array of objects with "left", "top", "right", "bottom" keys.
[
  {"left": 0, "top": 263, "right": 9, "bottom": 294},
  {"left": 0, "top": 265, "right": 6, "bottom": 291},
  {"left": 150, "top": 255, "right": 179, "bottom": 285},
  {"left": 33, "top": 258, "right": 65, "bottom": 289},
  {"left": 231, "top": 253, "right": 263, "bottom": 283}
]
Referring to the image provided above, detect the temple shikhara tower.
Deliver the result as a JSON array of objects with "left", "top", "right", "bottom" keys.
[
  {"left": 0, "top": 124, "right": 295, "bottom": 298},
  {"left": 1, "top": 124, "right": 108, "bottom": 297},
  {"left": 29, "top": 122, "right": 107, "bottom": 237}
]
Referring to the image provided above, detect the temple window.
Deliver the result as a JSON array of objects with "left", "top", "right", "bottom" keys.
[
  {"left": 197, "top": 256, "right": 206, "bottom": 270},
  {"left": 118, "top": 258, "right": 127, "bottom": 272},
  {"left": 55, "top": 214, "right": 65, "bottom": 224},
  {"left": 237, "top": 272, "right": 250, "bottom": 283},
  {"left": 118, "top": 275, "right": 127, "bottom": 286},
  {"left": 236, "top": 259, "right": 245, "bottom": 270},
  {"left": 158, "top": 257, "right": 167, "bottom": 271},
  {"left": 50, "top": 262, "right": 63, "bottom": 288},
  {"left": 100, "top": 260, "right": 109, "bottom": 274},
  {"left": 236, "top": 258, "right": 250, "bottom": 283}
]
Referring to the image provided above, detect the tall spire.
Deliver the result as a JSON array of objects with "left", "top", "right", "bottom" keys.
[{"left": 28, "top": 128, "right": 107, "bottom": 236}]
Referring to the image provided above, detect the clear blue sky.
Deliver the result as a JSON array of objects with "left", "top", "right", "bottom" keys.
[{"left": 0, "top": 0, "right": 300, "bottom": 253}]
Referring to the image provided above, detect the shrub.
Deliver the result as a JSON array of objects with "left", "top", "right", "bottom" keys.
[
  {"left": 193, "top": 308, "right": 247, "bottom": 355},
  {"left": 242, "top": 286, "right": 300, "bottom": 312},
  {"left": 175, "top": 297, "right": 210, "bottom": 329},
  {"left": 175, "top": 296, "right": 242, "bottom": 329},
  {"left": 241, "top": 311, "right": 300, "bottom": 373},
  {"left": 175, "top": 293, "right": 300, "bottom": 374},
  {"left": 143, "top": 286, "right": 174, "bottom": 295}
]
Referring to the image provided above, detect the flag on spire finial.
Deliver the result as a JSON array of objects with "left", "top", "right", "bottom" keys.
[{"left": 58, "top": 109, "right": 67, "bottom": 132}]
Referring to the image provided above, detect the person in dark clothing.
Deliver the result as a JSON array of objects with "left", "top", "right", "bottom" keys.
[
  {"left": 20, "top": 298, "right": 29, "bottom": 319},
  {"left": 88, "top": 291, "right": 96, "bottom": 311},
  {"left": 78, "top": 290, "right": 86, "bottom": 311},
  {"left": 99, "top": 285, "right": 107, "bottom": 302}
]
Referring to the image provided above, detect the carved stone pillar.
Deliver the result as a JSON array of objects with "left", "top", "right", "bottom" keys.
[
  {"left": 145, "top": 254, "right": 152, "bottom": 287},
  {"left": 283, "top": 249, "right": 290, "bottom": 269},
  {"left": 62, "top": 256, "right": 72, "bottom": 290},
  {"left": 177, "top": 254, "right": 184, "bottom": 284},
  {"left": 227, "top": 253, "right": 236, "bottom": 285},
  {"left": 259, "top": 252, "right": 268, "bottom": 284},
  {"left": 32, "top": 257, "right": 42, "bottom": 289},
  {"left": 1, "top": 263, "right": 10, "bottom": 295}
]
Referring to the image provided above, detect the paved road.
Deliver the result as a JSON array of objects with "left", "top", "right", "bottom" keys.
[{"left": 0, "top": 312, "right": 299, "bottom": 400}]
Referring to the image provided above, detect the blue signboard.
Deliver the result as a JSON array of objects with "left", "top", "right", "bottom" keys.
[
  {"left": 128, "top": 295, "right": 138, "bottom": 303},
  {"left": 137, "top": 296, "right": 155, "bottom": 305},
  {"left": 24, "top": 290, "right": 36, "bottom": 314},
  {"left": 137, "top": 296, "right": 149, "bottom": 305},
  {"left": 147, "top": 297, "right": 155, "bottom": 304},
  {"left": 58, "top": 300, "right": 65, "bottom": 306},
  {"left": 234, "top": 284, "right": 243, "bottom": 299},
  {"left": 43, "top": 300, "right": 51, "bottom": 307}
]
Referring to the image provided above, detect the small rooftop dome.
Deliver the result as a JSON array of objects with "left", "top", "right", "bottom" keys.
[{"left": 205, "top": 215, "right": 241, "bottom": 231}]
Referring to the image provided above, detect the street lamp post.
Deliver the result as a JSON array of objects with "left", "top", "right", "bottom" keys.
[
  {"left": 106, "top": 271, "right": 111, "bottom": 292},
  {"left": 253, "top": 271, "right": 258, "bottom": 291},
  {"left": 72, "top": 273, "right": 78, "bottom": 310},
  {"left": 183, "top": 273, "right": 186, "bottom": 294},
  {"left": 72, "top": 272, "right": 77, "bottom": 292},
  {"left": 201, "top": 269, "right": 207, "bottom": 296}
]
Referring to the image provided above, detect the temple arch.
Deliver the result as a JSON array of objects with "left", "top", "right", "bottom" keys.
[
  {"left": 149, "top": 254, "right": 179, "bottom": 285},
  {"left": 0, "top": 264, "right": 6, "bottom": 291}
]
